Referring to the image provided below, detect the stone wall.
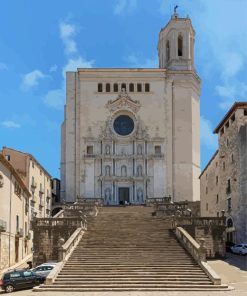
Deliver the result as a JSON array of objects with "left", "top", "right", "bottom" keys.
[{"left": 32, "top": 219, "right": 80, "bottom": 266}]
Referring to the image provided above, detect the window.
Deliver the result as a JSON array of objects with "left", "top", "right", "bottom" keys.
[
  {"left": 40, "top": 169, "right": 42, "bottom": 176},
  {"left": 178, "top": 35, "right": 183, "bottom": 56},
  {"left": 206, "top": 203, "right": 208, "bottom": 211},
  {"left": 23, "top": 271, "right": 33, "bottom": 277},
  {"left": 98, "top": 83, "right": 103, "bottom": 92},
  {"left": 226, "top": 179, "right": 231, "bottom": 194},
  {"left": 220, "top": 128, "right": 224, "bottom": 135},
  {"left": 217, "top": 212, "right": 219, "bottom": 217},
  {"left": 216, "top": 176, "right": 218, "bottom": 185},
  {"left": 231, "top": 154, "right": 234, "bottom": 163},
  {"left": 223, "top": 161, "right": 225, "bottom": 171},
  {"left": 5, "top": 155, "right": 10, "bottom": 161},
  {"left": 16, "top": 215, "right": 19, "bottom": 233},
  {"left": 121, "top": 83, "right": 126, "bottom": 91},
  {"left": 155, "top": 145, "right": 161, "bottom": 155},
  {"left": 227, "top": 198, "right": 232, "bottom": 211},
  {"left": 87, "top": 146, "right": 93, "bottom": 154},
  {"left": 113, "top": 83, "right": 118, "bottom": 92},
  {"left": 206, "top": 187, "right": 208, "bottom": 194},
  {"left": 166, "top": 40, "right": 170, "bottom": 62},
  {"left": 105, "top": 165, "right": 111, "bottom": 176},
  {"left": 216, "top": 194, "right": 219, "bottom": 204},
  {"left": 145, "top": 83, "right": 150, "bottom": 92},
  {"left": 106, "top": 83, "right": 110, "bottom": 92},
  {"left": 113, "top": 115, "right": 134, "bottom": 136},
  {"left": 32, "top": 161, "right": 35, "bottom": 168},
  {"left": 137, "top": 83, "right": 142, "bottom": 92},
  {"left": 244, "top": 109, "right": 247, "bottom": 116},
  {"left": 129, "top": 83, "right": 134, "bottom": 92},
  {"left": 206, "top": 173, "right": 208, "bottom": 180},
  {"left": 10, "top": 272, "right": 21, "bottom": 278},
  {"left": 231, "top": 114, "right": 235, "bottom": 122},
  {"left": 225, "top": 121, "right": 229, "bottom": 128}
]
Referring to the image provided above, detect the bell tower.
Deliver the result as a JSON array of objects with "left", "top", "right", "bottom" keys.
[{"left": 158, "top": 11, "right": 195, "bottom": 70}]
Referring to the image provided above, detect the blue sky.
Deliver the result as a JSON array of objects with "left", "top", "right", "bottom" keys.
[{"left": 0, "top": 0, "right": 246, "bottom": 178}]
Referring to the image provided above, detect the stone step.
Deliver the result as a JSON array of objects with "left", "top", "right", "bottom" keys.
[{"left": 57, "top": 274, "right": 207, "bottom": 278}]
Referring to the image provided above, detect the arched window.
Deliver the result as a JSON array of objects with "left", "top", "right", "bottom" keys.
[
  {"left": 121, "top": 83, "right": 126, "bottom": 91},
  {"left": 106, "top": 83, "right": 111, "bottom": 92},
  {"left": 166, "top": 41, "right": 170, "bottom": 62},
  {"left": 129, "top": 83, "right": 134, "bottom": 92},
  {"left": 114, "top": 83, "right": 118, "bottom": 92},
  {"left": 98, "top": 83, "right": 103, "bottom": 92},
  {"left": 178, "top": 35, "right": 183, "bottom": 56},
  {"left": 121, "top": 165, "right": 127, "bottom": 177}
]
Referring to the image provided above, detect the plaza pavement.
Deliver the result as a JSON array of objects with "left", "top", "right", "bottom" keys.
[{"left": 1, "top": 253, "right": 246, "bottom": 296}]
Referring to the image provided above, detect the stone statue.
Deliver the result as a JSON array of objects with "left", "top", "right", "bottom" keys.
[
  {"left": 137, "top": 144, "right": 142, "bottom": 155},
  {"left": 137, "top": 188, "right": 143, "bottom": 202},
  {"left": 137, "top": 165, "right": 142, "bottom": 177},
  {"left": 121, "top": 165, "right": 127, "bottom": 177},
  {"left": 105, "top": 145, "right": 111, "bottom": 155},
  {"left": 105, "top": 165, "right": 111, "bottom": 176},
  {"left": 105, "top": 188, "right": 111, "bottom": 201}
]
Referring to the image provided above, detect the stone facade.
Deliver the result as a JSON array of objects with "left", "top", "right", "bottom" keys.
[
  {"left": 200, "top": 102, "right": 247, "bottom": 244},
  {"left": 61, "top": 14, "right": 201, "bottom": 204},
  {"left": 0, "top": 154, "right": 31, "bottom": 269},
  {"left": 1, "top": 147, "right": 52, "bottom": 219}
]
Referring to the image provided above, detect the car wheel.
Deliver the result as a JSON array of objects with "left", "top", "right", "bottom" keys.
[{"left": 5, "top": 284, "right": 14, "bottom": 293}]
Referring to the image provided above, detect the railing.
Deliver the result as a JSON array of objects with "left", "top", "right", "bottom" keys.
[
  {"left": 175, "top": 227, "right": 221, "bottom": 285},
  {"left": 175, "top": 227, "right": 206, "bottom": 262},
  {"left": 171, "top": 216, "right": 225, "bottom": 229},
  {"left": 146, "top": 197, "right": 172, "bottom": 206},
  {"left": 57, "top": 228, "right": 84, "bottom": 262},
  {"left": 45, "top": 227, "right": 86, "bottom": 285},
  {"left": 32, "top": 217, "right": 87, "bottom": 228}
]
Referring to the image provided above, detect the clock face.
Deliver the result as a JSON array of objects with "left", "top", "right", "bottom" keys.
[{"left": 113, "top": 115, "right": 134, "bottom": 136}]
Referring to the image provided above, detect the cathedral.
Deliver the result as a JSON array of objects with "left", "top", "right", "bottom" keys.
[{"left": 61, "top": 12, "right": 201, "bottom": 204}]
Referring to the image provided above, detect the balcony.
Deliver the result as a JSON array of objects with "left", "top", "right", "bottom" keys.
[
  {"left": 39, "top": 188, "right": 44, "bottom": 195},
  {"left": 39, "top": 201, "right": 44, "bottom": 208},
  {"left": 30, "top": 182, "right": 37, "bottom": 191}
]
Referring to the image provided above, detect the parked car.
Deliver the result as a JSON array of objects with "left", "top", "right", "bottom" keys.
[
  {"left": 225, "top": 241, "right": 235, "bottom": 252},
  {"left": 0, "top": 269, "right": 45, "bottom": 293},
  {"left": 31, "top": 263, "right": 56, "bottom": 277},
  {"left": 231, "top": 244, "right": 247, "bottom": 255}
]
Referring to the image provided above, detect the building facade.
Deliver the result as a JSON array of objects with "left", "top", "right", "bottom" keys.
[
  {"left": 200, "top": 102, "right": 247, "bottom": 243},
  {"left": 1, "top": 147, "right": 52, "bottom": 219},
  {"left": 0, "top": 154, "right": 31, "bottom": 269},
  {"left": 61, "top": 13, "right": 201, "bottom": 204}
]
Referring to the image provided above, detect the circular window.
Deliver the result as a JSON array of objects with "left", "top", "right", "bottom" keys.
[{"left": 113, "top": 115, "right": 134, "bottom": 136}]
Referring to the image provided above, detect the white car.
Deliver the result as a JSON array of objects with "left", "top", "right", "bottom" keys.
[
  {"left": 31, "top": 263, "right": 57, "bottom": 277},
  {"left": 231, "top": 244, "right": 247, "bottom": 255}
]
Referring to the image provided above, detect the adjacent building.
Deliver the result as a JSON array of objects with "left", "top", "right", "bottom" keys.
[
  {"left": 200, "top": 102, "right": 247, "bottom": 243},
  {"left": 61, "top": 13, "right": 201, "bottom": 204},
  {"left": 0, "top": 154, "right": 31, "bottom": 269},
  {"left": 1, "top": 147, "right": 52, "bottom": 219}
]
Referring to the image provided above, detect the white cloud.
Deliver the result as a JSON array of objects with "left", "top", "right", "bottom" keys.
[
  {"left": 63, "top": 57, "right": 94, "bottom": 77},
  {"left": 43, "top": 88, "right": 65, "bottom": 110},
  {"left": 200, "top": 116, "right": 217, "bottom": 150},
  {"left": 114, "top": 0, "right": 137, "bottom": 15},
  {"left": 49, "top": 64, "right": 58, "bottom": 72},
  {"left": 0, "top": 63, "right": 8, "bottom": 70},
  {"left": 21, "top": 70, "right": 47, "bottom": 90},
  {"left": 2, "top": 120, "right": 21, "bottom": 129},
  {"left": 125, "top": 54, "right": 158, "bottom": 68},
  {"left": 43, "top": 20, "right": 95, "bottom": 110},
  {"left": 59, "top": 22, "right": 77, "bottom": 55}
]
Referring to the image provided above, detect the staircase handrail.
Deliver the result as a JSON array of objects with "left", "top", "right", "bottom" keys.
[
  {"left": 175, "top": 226, "right": 221, "bottom": 285},
  {"left": 46, "top": 226, "right": 86, "bottom": 285}
]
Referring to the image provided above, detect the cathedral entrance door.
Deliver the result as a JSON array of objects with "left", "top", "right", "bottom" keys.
[{"left": 119, "top": 188, "right": 129, "bottom": 205}]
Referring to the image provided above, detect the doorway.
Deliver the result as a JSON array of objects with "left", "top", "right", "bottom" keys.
[{"left": 119, "top": 188, "right": 129, "bottom": 205}]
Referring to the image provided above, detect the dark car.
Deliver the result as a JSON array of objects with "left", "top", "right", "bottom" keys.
[{"left": 0, "top": 269, "right": 45, "bottom": 293}]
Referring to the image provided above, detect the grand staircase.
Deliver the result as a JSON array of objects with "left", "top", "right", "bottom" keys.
[{"left": 40, "top": 206, "right": 228, "bottom": 291}]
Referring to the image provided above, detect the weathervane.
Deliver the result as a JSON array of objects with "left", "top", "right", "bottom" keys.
[{"left": 174, "top": 5, "right": 178, "bottom": 14}]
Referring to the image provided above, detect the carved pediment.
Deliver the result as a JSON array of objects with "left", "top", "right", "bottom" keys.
[{"left": 106, "top": 89, "right": 141, "bottom": 113}]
